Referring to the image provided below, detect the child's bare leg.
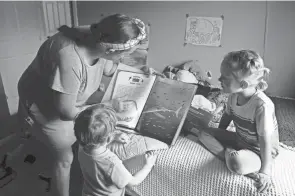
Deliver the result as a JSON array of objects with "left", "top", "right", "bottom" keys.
[
  {"left": 225, "top": 148, "right": 261, "bottom": 177},
  {"left": 192, "top": 127, "right": 237, "bottom": 161},
  {"left": 198, "top": 131, "right": 225, "bottom": 161}
]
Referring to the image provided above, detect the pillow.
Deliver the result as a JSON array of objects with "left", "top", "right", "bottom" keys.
[{"left": 107, "top": 133, "right": 168, "bottom": 161}]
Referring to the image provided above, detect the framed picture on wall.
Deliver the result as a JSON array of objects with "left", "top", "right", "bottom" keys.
[{"left": 184, "top": 15, "right": 224, "bottom": 47}]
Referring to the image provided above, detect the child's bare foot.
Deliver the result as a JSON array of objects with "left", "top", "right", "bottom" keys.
[{"left": 245, "top": 172, "right": 260, "bottom": 181}]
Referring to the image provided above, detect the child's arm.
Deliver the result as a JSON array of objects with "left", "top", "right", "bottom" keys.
[
  {"left": 256, "top": 104, "right": 275, "bottom": 175},
  {"left": 255, "top": 104, "right": 276, "bottom": 193},
  {"left": 258, "top": 135, "right": 272, "bottom": 175},
  {"left": 110, "top": 151, "right": 158, "bottom": 189},
  {"left": 218, "top": 95, "right": 232, "bottom": 130},
  {"left": 127, "top": 151, "right": 158, "bottom": 186},
  {"left": 218, "top": 112, "right": 232, "bottom": 130}
]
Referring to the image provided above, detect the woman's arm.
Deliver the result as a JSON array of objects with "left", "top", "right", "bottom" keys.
[
  {"left": 53, "top": 91, "right": 86, "bottom": 121},
  {"left": 49, "top": 46, "right": 86, "bottom": 121},
  {"left": 103, "top": 60, "right": 118, "bottom": 77}
]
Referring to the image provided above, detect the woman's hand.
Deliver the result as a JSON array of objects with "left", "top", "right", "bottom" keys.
[
  {"left": 255, "top": 173, "right": 272, "bottom": 193},
  {"left": 141, "top": 66, "right": 166, "bottom": 78}
]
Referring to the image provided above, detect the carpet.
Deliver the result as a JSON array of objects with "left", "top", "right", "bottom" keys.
[{"left": 270, "top": 96, "right": 295, "bottom": 148}]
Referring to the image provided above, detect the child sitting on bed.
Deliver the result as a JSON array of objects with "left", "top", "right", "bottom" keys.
[
  {"left": 74, "top": 104, "right": 158, "bottom": 196},
  {"left": 196, "top": 50, "right": 279, "bottom": 194}
]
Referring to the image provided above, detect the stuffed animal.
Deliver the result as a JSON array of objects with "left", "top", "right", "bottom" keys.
[
  {"left": 180, "top": 60, "right": 212, "bottom": 86},
  {"left": 191, "top": 94, "right": 216, "bottom": 112},
  {"left": 175, "top": 69, "right": 198, "bottom": 84},
  {"left": 163, "top": 62, "right": 217, "bottom": 112},
  {"left": 162, "top": 60, "right": 233, "bottom": 130}
]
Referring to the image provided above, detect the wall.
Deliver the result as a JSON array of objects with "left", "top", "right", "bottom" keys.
[
  {"left": 264, "top": 2, "right": 295, "bottom": 98},
  {"left": 76, "top": 1, "right": 267, "bottom": 88},
  {"left": 0, "top": 1, "right": 45, "bottom": 138},
  {"left": 0, "top": 1, "right": 73, "bottom": 139},
  {"left": 76, "top": 1, "right": 295, "bottom": 98}
]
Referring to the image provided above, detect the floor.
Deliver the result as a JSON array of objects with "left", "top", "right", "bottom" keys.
[
  {"left": 270, "top": 96, "right": 295, "bottom": 147},
  {"left": 0, "top": 136, "right": 83, "bottom": 196}
]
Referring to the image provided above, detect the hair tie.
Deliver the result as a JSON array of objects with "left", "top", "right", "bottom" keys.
[
  {"left": 100, "top": 18, "right": 147, "bottom": 51},
  {"left": 249, "top": 59, "right": 255, "bottom": 66}
]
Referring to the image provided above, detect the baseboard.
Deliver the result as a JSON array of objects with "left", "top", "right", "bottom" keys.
[
  {"left": 0, "top": 133, "right": 17, "bottom": 148},
  {"left": 270, "top": 95, "right": 295, "bottom": 100}
]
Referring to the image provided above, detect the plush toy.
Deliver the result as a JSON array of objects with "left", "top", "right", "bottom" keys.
[
  {"left": 163, "top": 62, "right": 218, "bottom": 112},
  {"left": 162, "top": 60, "right": 230, "bottom": 114},
  {"left": 175, "top": 69, "right": 198, "bottom": 84},
  {"left": 191, "top": 94, "right": 216, "bottom": 112},
  {"left": 162, "top": 60, "right": 233, "bottom": 129},
  {"left": 180, "top": 60, "right": 212, "bottom": 86}
]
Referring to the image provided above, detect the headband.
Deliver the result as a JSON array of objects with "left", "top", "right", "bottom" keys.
[{"left": 100, "top": 18, "right": 147, "bottom": 52}]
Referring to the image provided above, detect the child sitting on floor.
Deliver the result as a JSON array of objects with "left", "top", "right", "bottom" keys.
[
  {"left": 74, "top": 104, "right": 158, "bottom": 196},
  {"left": 195, "top": 50, "right": 279, "bottom": 194}
]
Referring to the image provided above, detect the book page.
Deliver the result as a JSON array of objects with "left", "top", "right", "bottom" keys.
[
  {"left": 112, "top": 71, "right": 156, "bottom": 129},
  {"left": 102, "top": 63, "right": 144, "bottom": 102}
]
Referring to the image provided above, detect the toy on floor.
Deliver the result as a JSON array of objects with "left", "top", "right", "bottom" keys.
[
  {"left": 0, "top": 154, "right": 17, "bottom": 188},
  {"left": 0, "top": 116, "right": 51, "bottom": 191},
  {"left": 23, "top": 154, "right": 36, "bottom": 164}
]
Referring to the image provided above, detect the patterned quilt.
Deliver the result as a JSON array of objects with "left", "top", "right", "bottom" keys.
[{"left": 124, "top": 137, "right": 295, "bottom": 196}]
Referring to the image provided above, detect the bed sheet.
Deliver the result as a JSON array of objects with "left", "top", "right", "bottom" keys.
[{"left": 124, "top": 136, "right": 295, "bottom": 196}]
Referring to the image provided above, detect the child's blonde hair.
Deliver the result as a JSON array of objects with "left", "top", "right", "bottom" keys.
[
  {"left": 74, "top": 104, "right": 117, "bottom": 150},
  {"left": 221, "top": 50, "right": 270, "bottom": 91}
]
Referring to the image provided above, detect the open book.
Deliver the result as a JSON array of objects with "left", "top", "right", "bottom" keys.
[{"left": 102, "top": 63, "right": 197, "bottom": 145}]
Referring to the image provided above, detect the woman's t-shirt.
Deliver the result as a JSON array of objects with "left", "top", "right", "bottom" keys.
[{"left": 18, "top": 32, "right": 107, "bottom": 122}]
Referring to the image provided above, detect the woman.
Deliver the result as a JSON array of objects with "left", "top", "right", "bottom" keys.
[{"left": 17, "top": 14, "right": 151, "bottom": 196}]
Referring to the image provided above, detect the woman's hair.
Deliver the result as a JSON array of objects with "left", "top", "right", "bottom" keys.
[
  {"left": 91, "top": 14, "right": 141, "bottom": 44},
  {"left": 221, "top": 50, "right": 270, "bottom": 91},
  {"left": 74, "top": 104, "right": 117, "bottom": 149}
]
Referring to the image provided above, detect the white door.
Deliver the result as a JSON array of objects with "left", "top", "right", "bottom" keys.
[{"left": 0, "top": 1, "right": 71, "bottom": 138}]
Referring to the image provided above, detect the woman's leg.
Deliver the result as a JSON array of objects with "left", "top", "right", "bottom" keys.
[
  {"left": 225, "top": 148, "right": 261, "bottom": 176},
  {"left": 31, "top": 124, "right": 76, "bottom": 196},
  {"left": 50, "top": 144, "right": 74, "bottom": 196},
  {"left": 29, "top": 103, "right": 76, "bottom": 196}
]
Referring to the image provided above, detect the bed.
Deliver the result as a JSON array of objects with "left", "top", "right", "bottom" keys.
[
  {"left": 122, "top": 96, "right": 295, "bottom": 196},
  {"left": 122, "top": 95, "right": 295, "bottom": 196},
  {"left": 95, "top": 64, "right": 295, "bottom": 196},
  {"left": 124, "top": 136, "right": 295, "bottom": 196}
]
